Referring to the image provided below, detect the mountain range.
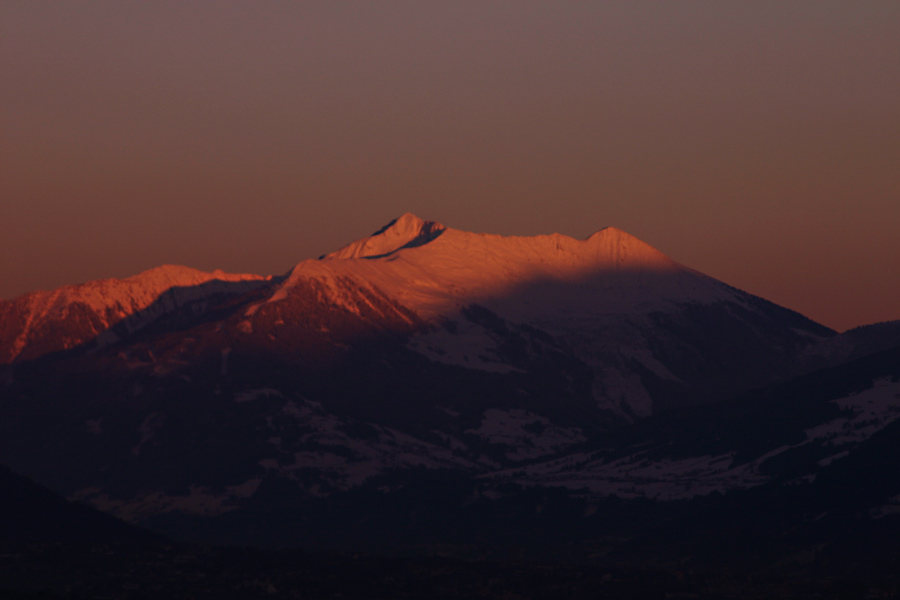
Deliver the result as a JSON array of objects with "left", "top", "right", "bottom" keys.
[{"left": 2, "top": 213, "right": 899, "bottom": 574}]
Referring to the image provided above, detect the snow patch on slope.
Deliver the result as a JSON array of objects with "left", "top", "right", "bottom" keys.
[
  {"left": 805, "top": 376, "right": 900, "bottom": 447},
  {"left": 259, "top": 398, "right": 481, "bottom": 495},
  {"left": 487, "top": 377, "right": 900, "bottom": 500},
  {"left": 466, "top": 409, "right": 586, "bottom": 461},
  {"left": 74, "top": 478, "right": 263, "bottom": 521},
  {"left": 234, "top": 388, "right": 284, "bottom": 404},
  {"left": 408, "top": 320, "right": 523, "bottom": 374}
]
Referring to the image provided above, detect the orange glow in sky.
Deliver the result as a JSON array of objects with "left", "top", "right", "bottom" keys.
[{"left": 2, "top": 2, "right": 898, "bottom": 331}]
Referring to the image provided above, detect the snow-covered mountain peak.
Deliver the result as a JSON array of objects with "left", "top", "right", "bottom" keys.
[
  {"left": 322, "top": 212, "right": 446, "bottom": 260},
  {"left": 275, "top": 216, "right": 730, "bottom": 326},
  {"left": 320, "top": 215, "right": 673, "bottom": 275}
]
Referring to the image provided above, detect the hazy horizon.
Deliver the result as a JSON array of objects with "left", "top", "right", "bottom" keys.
[{"left": 2, "top": 2, "right": 898, "bottom": 332}]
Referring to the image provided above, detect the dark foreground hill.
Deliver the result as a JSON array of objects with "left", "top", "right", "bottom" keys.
[{"left": 3, "top": 463, "right": 899, "bottom": 599}]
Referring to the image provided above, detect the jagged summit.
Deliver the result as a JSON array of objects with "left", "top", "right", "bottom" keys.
[
  {"left": 319, "top": 213, "right": 673, "bottom": 273},
  {"left": 276, "top": 214, "right": 732, "bottom": 327},
  {"left": 322, "top": 213, "right": 446, "bottom": 260}
]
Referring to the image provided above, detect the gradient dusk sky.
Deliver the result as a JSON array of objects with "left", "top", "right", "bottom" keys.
[{"left": 2, "top": 2, "right": 898, "bottom": 332}]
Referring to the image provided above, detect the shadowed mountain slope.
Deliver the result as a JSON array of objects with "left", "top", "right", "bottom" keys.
[{"left": 0, "top": 214, "right": 862, "bottom": 550}]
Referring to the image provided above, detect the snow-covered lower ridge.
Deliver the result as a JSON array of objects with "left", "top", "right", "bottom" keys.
[
  {"left": 73, "top": 478, "right": 263, "bottom": 521},
  {"left": 8, "top": 264, "right": 268, "bottom": 313},
  {"left": 256, "top": 398, "right": 481, "bottom": 496},
  {"left": 465, "top": 409, "right": 586, "bottom": 461},
  {"left": 485, "top": 376, "right": 900, "bottom": 500},
  {"left": 0, "top": 265, "right": 271, "bottom": 363}
]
